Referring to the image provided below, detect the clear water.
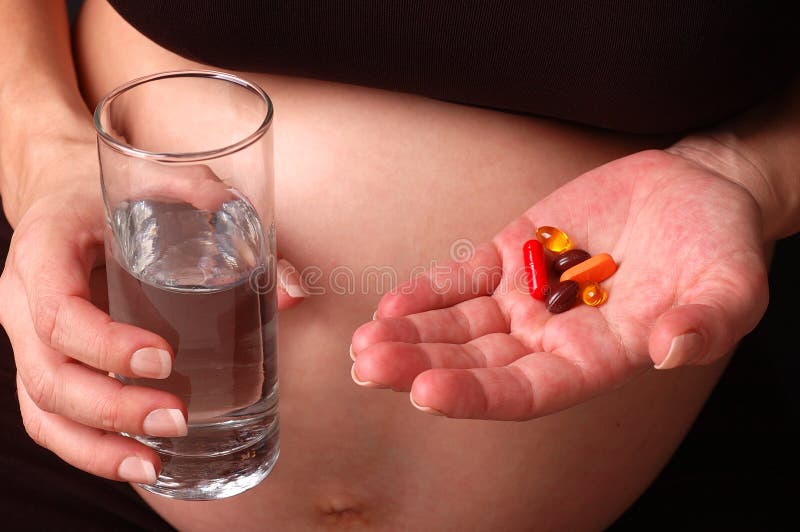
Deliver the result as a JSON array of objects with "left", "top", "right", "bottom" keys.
[{"left": 105, "top": 196, "right": 279, "bottom": 499}]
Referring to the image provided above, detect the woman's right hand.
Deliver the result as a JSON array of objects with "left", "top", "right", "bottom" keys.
[
  {"left": 0, "top": 146, "right": 185, "bottom": 483},
  {"left": 0, "top": 139, "right": 305, "bottom": 484}
]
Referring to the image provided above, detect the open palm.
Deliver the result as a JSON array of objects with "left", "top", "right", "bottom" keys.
[{"left": 350, "top": 150, "right": 768, "bottom": 420}]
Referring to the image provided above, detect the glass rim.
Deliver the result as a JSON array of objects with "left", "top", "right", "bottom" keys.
[{"left": 93, "top": 70, "right": 274, "bottom": 163}]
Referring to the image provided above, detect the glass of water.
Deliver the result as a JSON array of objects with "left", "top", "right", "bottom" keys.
[{"left": 94, "top": 70, "right": 279, "bottom": 500}]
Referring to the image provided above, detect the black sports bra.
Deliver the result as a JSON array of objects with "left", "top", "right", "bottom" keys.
[{"left": 108, "top": 0, "right": 798, "bottom": 134}]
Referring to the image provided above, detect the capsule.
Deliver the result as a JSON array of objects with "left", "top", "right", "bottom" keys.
[
  {"left": 546, "top": 280, "right": 579, "bottom": 314},
  {"left": 560, "top": 253, "right": 617, "bottom": 284},
  {"left": 522, "top": 239, "right": 549, "bottom": 301},
  {"left": 581, "top": 282, "right": 608, "bottom": 307},
  {"left": 536, "top": 226, "right": 572, "bottom": 254},
  {"left": 553, "top": 249, "right": 591, "bottom": 274}
]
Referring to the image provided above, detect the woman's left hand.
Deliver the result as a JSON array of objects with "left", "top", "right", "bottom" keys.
[{"left": 350, "top": 149, "right": 768, "bottom": 420}]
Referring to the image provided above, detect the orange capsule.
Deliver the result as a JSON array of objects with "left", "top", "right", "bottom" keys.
[
  {"left": 581, "top": 282, "right": 608, "bottom": 306},
  {"left": 560, "top": 253, "right": 617, "bottom": 284},
  {"left": 536, "top": 226, "right": 572, "bottom": 254}
]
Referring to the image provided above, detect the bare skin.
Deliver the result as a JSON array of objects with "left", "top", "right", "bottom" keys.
[
  {"left": 68, "top": 2, "right": 733, "bottom": 530},
  {"left": 3, "top": 0, "right": 796, "bottom": 530}
]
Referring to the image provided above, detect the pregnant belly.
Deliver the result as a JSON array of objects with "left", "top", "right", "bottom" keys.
[{"left": 76, "top": 1, "right": 725, "bottom": 530}]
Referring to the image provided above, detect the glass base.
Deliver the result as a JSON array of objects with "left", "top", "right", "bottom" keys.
[{"left": 138, "top": 427, "right": 279, "bottom": 500}]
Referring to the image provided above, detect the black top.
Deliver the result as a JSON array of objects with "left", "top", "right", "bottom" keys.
[{"left": 108, "top": 0, "right": 798, "bottom": 134}]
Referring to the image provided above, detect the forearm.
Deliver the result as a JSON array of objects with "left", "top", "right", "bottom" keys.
[
  {"left": 668, "top": 77, "right": 800, "bottom": 241},
  {"left": 0, "top": 0, "right": 96, "bottom": 226}
]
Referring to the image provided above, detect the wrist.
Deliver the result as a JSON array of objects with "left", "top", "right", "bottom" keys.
[
  {"left": 0, "top": 131, "right": 99, "bottom": 228},
  {"left": 0, "top": 78, "right": 97, "bottom": 222},
  {"left": 666, "top": 133, "right": 796, "bottom": 241}
]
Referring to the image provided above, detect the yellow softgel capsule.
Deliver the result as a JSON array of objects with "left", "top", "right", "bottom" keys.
[
  {"left": 536, "top": 226, "right": 572, "bottom": 253},
  {"left": 581, "top": 281, "right": 608, "bottom": 307}
]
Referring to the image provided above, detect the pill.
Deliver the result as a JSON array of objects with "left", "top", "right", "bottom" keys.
[
  {"left": 546, "top": 280, "right": 579, "bottom": 314},
  {"left": 522, "top": 239, "right": 550, "bottom": 301},
  {"left": 560, "top": 253, "right": 617, "bottom": 284},
  {"left": 536, "top": 226, "right": 572, "bottom": 254},
  {"left": 581, "top": 282, "right": 608, "bottom": 306},
  {"left": 553, "top": 249, "right": 591, "bottom": 274}
]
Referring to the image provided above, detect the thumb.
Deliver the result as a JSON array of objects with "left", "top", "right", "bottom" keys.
[
  {"left": 276, "top": 257, "right": 308, "bottom": 310},
  {"left": 649, "top": 279, "right": 768, "bottom": 370}
]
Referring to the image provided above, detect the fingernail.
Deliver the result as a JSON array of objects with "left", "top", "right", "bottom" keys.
[
  {"left": 350, "top": 364, "right": 386, "bottom": 388},
  {"left": 409, "top": 393, "right": 445, "bottom": 416},
  {"left": 656, "top": 332, "right": 705, "bottom": 370},
  {"left": 285, "top": 283, "right": 308, "bottom": 298},
  {"left": 130, "top": 348, "right": 172, "bottom": 379},
  {"left": 348, "top": 344, "right": 356, "bottom": 362},
  {"left": 118, "top": 456, "right": 157, "bottom": 484},
  {"left": 372, "top": 310, "right": 378, "bottom": 320},
  {"left": 143, "top": 408, "right": 188, "bottom": 437},
  {"left": 278, "top": 258, "right": 308, "bottom": 298}
]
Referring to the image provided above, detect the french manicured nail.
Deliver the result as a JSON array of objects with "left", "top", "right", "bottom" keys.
[
  {"left": 118, "top": 456, "right": 157, "bottom": 484},
  {"left": 348, "top": 344, "right": 356, "bottom": 362},
  {"left": 409, "top": 394, "right": 445, "bottom": 416},
  {"left": 130, "top": 348, "right": 172, "bottom": 379},
  {"left": 278, "top": 258, "right": 308, "bottom": 298},
  {"left": 350, "top": 364, "right": 386, "bottom": 388},
  {"left": 143, "top": 408, "right": 188, "bottom": 437},
  {"left": 656, "top": 332, "right": 705, "bottom": 370}
]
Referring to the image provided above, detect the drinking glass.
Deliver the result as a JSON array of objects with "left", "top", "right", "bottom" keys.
[{"left": 94, "top": 70, "right": 279, "bottom": 500}]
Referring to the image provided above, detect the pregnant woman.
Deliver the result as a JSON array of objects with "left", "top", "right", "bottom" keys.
[{"left": 0, "top": 1, "right": 797, "bottom": 530}]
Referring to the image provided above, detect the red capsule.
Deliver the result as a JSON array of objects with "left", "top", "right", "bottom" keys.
[{"left": 523, "top": 239, "right": 550, "bottom": 301}]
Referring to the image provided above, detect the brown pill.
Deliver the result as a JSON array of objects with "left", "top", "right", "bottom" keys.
[
  {"left": 553, "top": 249, "right": 592, "bottom": 274},
  {"left": 545, "top": 280, "right": 579, "bottom": 314}
]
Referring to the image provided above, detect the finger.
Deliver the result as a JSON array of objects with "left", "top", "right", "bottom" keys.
[
  {"left": 377, "top": 218, "right": 537, "bottom": 320},
  {"left": 352, "top": 333, "right": 530, "bottom": 390},
  {"left": 15, "top": 225, "right": 173, "bottom": 378},
  {"left": 407, "top": 309, "right": 635, "bottom": 419},
  {"left": 17, "top": 376, "right": 162, "bottom": 484},
  {"left": 650, "top": 263, "right": 769, "bottom": 369},
  {"left": 407, "top": 352, "right": 592, "bottom": 420},
  {"left": 21, "top": 361, "right": 187, "bottom": 437},
  {"left": 276, "top": 257, "right": 307, "bottom": 310},
  {"left": 377, "top": 241, "right": 503, "bottom": 318},
  {"left": 6, "top": 299, "right": 187, "bottom": 437},
  {"left": 29, "top": 284, "right": 174, "bottom": 379},
  {"left": 128, "top": 162, "right": 235, "bottom": 212},
  {"left": 650, "top": 300, "right": 765, "bottom": 369},
  {"left": 351, "top": 296, "right": 507, "bottom": 354}
]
